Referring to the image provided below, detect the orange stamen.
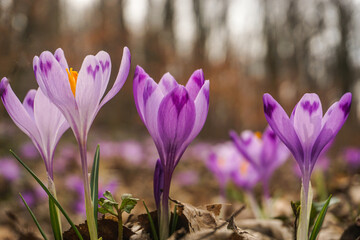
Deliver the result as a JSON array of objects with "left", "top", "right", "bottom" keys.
[
  {"left": 66, "top": 68, "right": 78, "bottom": 96},
  {"left": 255, "top": 131, "right": 262, "bottom": 139}
]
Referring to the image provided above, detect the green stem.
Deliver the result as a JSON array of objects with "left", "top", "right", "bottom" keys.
[
  {"left": 297, "top": 180, "right": 313, "bottom": 240},
  {"left": 48, "top": 177, "right": 63, "bottom": 240},
  {"left": 79, "top": 141, "right": 98, "bottom": 240}
]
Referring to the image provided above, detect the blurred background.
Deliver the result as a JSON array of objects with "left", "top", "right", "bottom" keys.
[{"left": 1, "top": 0, "right": 360, "bottom": 238}]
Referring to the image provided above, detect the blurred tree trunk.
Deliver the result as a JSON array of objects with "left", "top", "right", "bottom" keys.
[
  {"left": 193, "top": 0, "right": 206, "bottom": 66},
  {"left": 263, "top": 0, "right": 278, "bottom": 96},
  {"left": 334, "top": 0, "right": 353, "bottom": 93}
]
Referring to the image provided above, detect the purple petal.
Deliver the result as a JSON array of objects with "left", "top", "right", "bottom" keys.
[
  {"left": 293, "top": 93, "right": 323, "bottom": 151},
  {"left": 99, "top": 46, "right": 130, "bottom": 109},
  {"left": 263, "top": 93, "right": 304, "bottom": 167},
  {"left": 95, "top": 51, "right": 112, "bottom": 99},
  {"left": 185, "top": 69, "right": 205, "bottom": 100},
  {"left": 230, "top": 130, "right": 262, "bottom": 167},
  {"left": 311, "top": 93, "right": 352, "bottom": 169},
  {"left": 158, "top": 73, "right": 178, "bottom": 95},
  {"left": 0, "top": 78, "right": 40, "bottom": 143},
  {"left": 37, "top": 51, "right": 75, "bottom": 107},
  {"left": 181, "top": 80, "right": 209, "bottom": 153},
  {"left": 143, "top": 78, "right": 165, "bottom": 160},
  {"left": 75, "top": 55, "right": 103, "bottom": 133},
  {"left": 23, "top": 89, "right": 36, "bottom": 120},
  {"left": 54, "top": 48, "right": 69, "bottom": 71},
  {"left": 261, "top": 127, "right": 289, "bottom": 171},
  {"left": 158, "top": 86, "right": 195, "bottom": 167},
  {"left": 34, "top": 88, "right": 69, "bottom": 171},
  {"left": 133, "top": 65, "right": 153, "bottom": 123}
]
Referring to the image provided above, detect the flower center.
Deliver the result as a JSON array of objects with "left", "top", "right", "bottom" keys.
[
  {"left": 66, "top": 68, "right": 78, "bottom": 96},
  {"left": 255, "top": 131, "right": 262, "bottom": 139}
]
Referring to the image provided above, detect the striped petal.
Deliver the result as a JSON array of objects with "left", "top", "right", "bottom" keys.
[
  {"left": 158, "top": 86, "right": 195, "bottom": 167},
  {"left": 263, "top": 93, "right": 304, "bottom": 166},
  {"left": 158, "top": 73, "right": 178, "bottom": 95},
  {"left": 0, "top": 78, "right": 40, "bottom": 143},
  {"left": 185, "top": 69, "right": 205, "bottom": 100},
  {"left": 293, "top": 93, "right": 323, "bottom": 152},
  {"left": 99, "top": 46, "right": 131, "bottom": 109},
  {"left": 133, "top": 65, "right": 153, "bottom": 123},
  {"left": 311, "top": 93, "right": 352, "bottom": 169}
]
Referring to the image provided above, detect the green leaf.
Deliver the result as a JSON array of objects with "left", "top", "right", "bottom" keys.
[
  {"left": 98, "top": 198, "right": 118, "bottom": 216},
  {"left": 103, "top": 191, "right": 116, "bottom": 203},
  {"left": 309, "top": 195, "right": 332, "bottom": 240},
  {"left": 119, "top": 194, "right": 139, "bottom": 214},
  {"left": 49, "top": 198, "right": 63, "bottom": 240},
  {"left": 309, "top": 196, "right": 339, "bottom": 230},
  {"left": 143, "top": 201, "right": 158, "bottom": 240},
  {"left": 291, "top": 201, "right": 301, "bottom": 218},
  {"left": 10, "top": 150, "right": 83, "bottom": 240},
  {"left": 19, "top": 193, "right": 49, "bottom": 240},
  {"left": 170, "top": 205, "right": 178, "bottom": 236},
  {"left": 90, "top": 145, "right": 100, "bottom": 229}
]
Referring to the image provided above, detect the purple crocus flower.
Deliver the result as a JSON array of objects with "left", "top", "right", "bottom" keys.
[
  {"left": 0, "top": 79, "right": 69, "bottom": 185},
  {"left": 207, "top": 142, "right": 259, "bottom": 194},
  {"left": 133, "top": 66, "right": 209, "bottom": 240},
  {"left": 33, "top": 47, "right": 131, "bottom": 240},
  {"left": 263, "top": 92, "right": 351, "bottom": 240},
  {"left": 207, "top": 142, "right": 242, "bottom": 195},
  {"left": 230, "top": 127, "right": 289, "bottom": 199}
]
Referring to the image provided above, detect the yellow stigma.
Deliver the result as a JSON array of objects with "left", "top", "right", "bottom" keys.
[
  {"left": 66, "top": 68, "right": 78, "bottom": 96},
  {"left": 255, "top": 131, "right": 262, "bottom": 139},
  {"left": 240, "top": 161, "right": 249, "bottom": 175}
]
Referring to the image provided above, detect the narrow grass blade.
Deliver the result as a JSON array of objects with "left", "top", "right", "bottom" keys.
[
  {"left": 90, "top": 145, "right": 100, "bottom": 229},
  {"left": 19, "top": 193, "right": 49, "bottom": 240},
  {"left": 170, "top": 205, "right": 178, "bottom": 235},
  {"left": 143, "top": 201, "right": 159, "bottom": 240},
  {"left": 49, "top": 198, "right": 63, "bottom": 240},
  {"left": 309, "top": 195, "right": 332, "bottom": 240},
  {"left": 10, "top": 150, "right": 83, "bottom": 240}
]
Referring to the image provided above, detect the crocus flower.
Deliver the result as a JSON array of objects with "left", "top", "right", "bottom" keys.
[
  {"left": 207, "top": 142, "right": 261, "bottom": 217},
  {"left": 207, "top": 142, "right": 244, "bottom": 196},
  {"left": 133, "top": 66, "right": 209, "bottom": 240},
  {"left": 263, "top": 92, "right": 351, "bottom": 240},
  {"left": 0, "top": 79, "right": 69, "bottom": 186},
  {"left": 33, "top": 47, "right": 131, "bottom": 240},
  {"left": 230, "top": 127, "right": 289, "bottom": 199}
]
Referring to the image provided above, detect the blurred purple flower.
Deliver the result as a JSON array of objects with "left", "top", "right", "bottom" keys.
[
  {"left": 118, "top": 140, "right": 144, "bottom": 164},
  {"left": 174, "top": 170, "right": 199, "bottom": 187},
  {"left": 207, "top": 142, "right": 259, "bottom": 196},
  {"left": 186, "top": 142, "right": 212, "bottom": 162},
  {"left": 133, "top": 66, "right": 209, "bottom": 240},
  {"left": 230, "top": 127, "right": 289, "bottom": 198},
  {"left": 263, "top": 92, "right": 351, "bottom": 239},
  {"left": 20, "top": 142, "right": 39, "bottom": 160},
  {"left": 0, "top": 79, "right": 69, "bottom": 182},
  {"left": 33, "top": 47, "right": 130, "bottom": 239},
  {"left": 0, "top": 158, "right": 20, "bottom": 181},
  {"left": 343, "top": 147, "right": 360, "bottom": 168},
  {"left": 20, "top": 191, "right": 35, "bottom": 207}
]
